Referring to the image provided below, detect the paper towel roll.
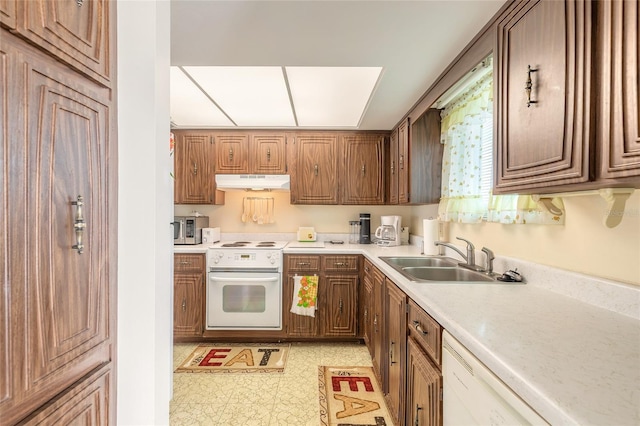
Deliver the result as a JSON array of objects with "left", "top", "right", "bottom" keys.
[{"left": 423, "top": 219, "right": 439, "bottom": 255}]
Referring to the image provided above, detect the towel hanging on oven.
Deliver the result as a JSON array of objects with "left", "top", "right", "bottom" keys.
[{"left": 290, "top": 275, "right": 318, "bottom": 317}]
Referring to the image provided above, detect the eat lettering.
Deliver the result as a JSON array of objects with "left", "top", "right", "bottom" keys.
[{"left": 198, "top": 348, "right": 280, "bottom": 367}]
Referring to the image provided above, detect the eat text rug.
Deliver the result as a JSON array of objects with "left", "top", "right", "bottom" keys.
[
  {"left": 175, "top": 343, "right": 289, "bottom": 373},
  {"left": 318, "top": 366, "right": 394, "bottom": 426}
]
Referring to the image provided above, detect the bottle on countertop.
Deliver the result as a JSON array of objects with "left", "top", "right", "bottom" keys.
[{"left": 359, "top": 213, "right": 371, "bottom": 244}]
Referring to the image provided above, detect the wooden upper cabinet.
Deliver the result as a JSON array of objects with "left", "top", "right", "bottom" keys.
[
  {"left": 409, "top": 109, "right": 443, "bottom": 204},
  {"left": 341, "top": 134, "right": 386, "bottom": 205},
  {"left": 495, "top": 0, "right": 593, "bottom": 193},
  {"left": 289, "top": 133, "right": 339, "bottom": 204},
  {"left": 398, "top": 119, "right": 410, "bottom": 203},
  {"left": 251, "top": 134, "right": 287, "bottom": 174},
  {"left": 214, "top": 134, "right": 250, "bottom": 174},
  {"left": 174, "top": 131, "right": 223, "bottom": 205},
  {"left": 388, "top": 128, "right": 400, "bottom": 204},
  {"left": 595, "top": 0, "right": 640, "bottom": 182},
  {"left": 12, "top": 0, "right": 112, "bottom": 86}
]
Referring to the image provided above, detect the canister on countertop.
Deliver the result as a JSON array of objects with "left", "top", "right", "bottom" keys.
[
  {"left": 359, "top": 213, "right": 371, "bottom": 244},
  {"left": 349, "top": 221, "right": 360, "bottom": 244}
]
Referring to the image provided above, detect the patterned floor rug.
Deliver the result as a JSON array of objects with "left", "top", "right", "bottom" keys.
[
  {"left": 175, "top": 343, "right": 290, "bottom": 373},
  {"left": 318, "top": 366, "right": 394, "bottom": 425}
]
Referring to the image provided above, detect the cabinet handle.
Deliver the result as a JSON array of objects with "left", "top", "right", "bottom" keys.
[
  {"left": 179, "top": 261, "right": 191, "bottom": 265},
  {"left": 364, "top": 307, "right": 368, "bottom": 320},
  {"left": 192, "top": 162, "right": 198, "bottom": 175},
  {"left": 266, "top": 148, "right": 271, "bottom": 162},
  {"left": 412, "top": 320, "right": 428, "bottom": 335},
  {"left": 71, "top": 195, "right": 86, "bottom": 254},
  {"left": 334, "top": 262, "right": 347, "bottom": 267},
  {"left": 296, "top": 262, "right": 311, "bottom": 267},
  {"left": 314, "top": 164, "right": 319, "bottom": 176},
  {"left": 390, "top": 341, "right": 396, "bottom": 365},
  {"left": 525, "top": 65, "right": 538, "bottom": 107},
  {"left": 373, "top": 314, "right": 378, "bottom": 331},
  {"left": 182, "top": 298, "right": 186, "bottom": 312},
  {"left": 361, "top": 164, "right": 366, "bottom": 176},
  {"left": 76, "top": 0, "right": 83, "bottom": 6},
  {"left": 414, "top": 405, "right": 423, "bottom": 426},
  {"left": 339, "top": 299, "right": 344, "bottom": 314},
  {"left": 365, "top": 266, "right": 370, "bottom": 272},
  {"left": 391, "top": 161, "right": 395, "bottom": 175},
  {"left": 229, "top": 148, "right": 234, "bottom": 162},
  {"left": 399, "top": 155, "right": 404, "bottom": 170}
]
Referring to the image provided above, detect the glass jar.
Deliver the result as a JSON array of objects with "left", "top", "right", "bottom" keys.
[{"left": 349, "top": 221, "right": 360, "bottom": 244}]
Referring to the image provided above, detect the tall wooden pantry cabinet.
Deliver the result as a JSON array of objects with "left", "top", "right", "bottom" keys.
[{"left": 1, "top": 0, "right": 117, "bottom": 424}]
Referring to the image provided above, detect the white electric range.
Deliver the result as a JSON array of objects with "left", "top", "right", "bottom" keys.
[{"left": 206, "top": 240, "right": 288, "bottom": 330}]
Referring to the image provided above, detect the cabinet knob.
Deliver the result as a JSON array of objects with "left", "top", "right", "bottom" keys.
[
  {"left": 314, "top": 164, "right": 319, "bottom": 176},
  {"left": 361, "top": 164, "right": 366, "bottom": 176},
  {"left": 192, "top": 162, "right": 198, "bottom": 175},
  {"left": 266, "top": 148, "right": 271, "bottom": 162},
  {"left": 229, "top": 148, "right": 234, "bottom": 162},
  {"left": 71, "top": 195, "right": 86, "bottom": 254}
]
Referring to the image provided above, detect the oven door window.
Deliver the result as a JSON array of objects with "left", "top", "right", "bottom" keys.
[{"left": 222, "top": 285, "right": 266, "bottom": 313}]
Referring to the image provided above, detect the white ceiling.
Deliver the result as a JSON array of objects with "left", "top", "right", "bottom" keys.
[{"left": 170, "top": 0, "right": 507, "bottom": 131}]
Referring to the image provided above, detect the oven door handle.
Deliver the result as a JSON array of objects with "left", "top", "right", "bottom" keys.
[{"left": 210, "top": 276, "right": 279, "bottom": 283}]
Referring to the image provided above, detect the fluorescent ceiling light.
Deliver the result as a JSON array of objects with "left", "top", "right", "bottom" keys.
[
  {"left": 183, "top": 66, "right": 295, "bottom": 127},
  {"left": 170, "top": 67, "right": 233, "bottom": 126},
  {"left": 286, "top": 66, "right": 382, "bottom": 127},
  {"left": 169, "top": 66, "right": 382, "bottom": 128}
]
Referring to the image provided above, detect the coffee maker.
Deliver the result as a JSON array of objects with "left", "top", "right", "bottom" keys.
[{"left": 374, "top": 215, "right": 402, "bottom": 246}]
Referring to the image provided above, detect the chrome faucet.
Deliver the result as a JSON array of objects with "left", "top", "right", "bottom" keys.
[
  {"left": 434, "top": 237, "right": 483, "bottom": 272},
  {"left": 482, "top": 247, "right": 495, "bottom": 274}
]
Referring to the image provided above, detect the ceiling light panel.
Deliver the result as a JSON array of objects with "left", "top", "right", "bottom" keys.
[
  {"left": 170, "top": 67, "right": 233, "bottom": 127},
  {"left": 183, "top": 66, "right": 296, "bottom": 127},
  {"left": 286, "top": 66, "right": 382, "bottom": 127}
]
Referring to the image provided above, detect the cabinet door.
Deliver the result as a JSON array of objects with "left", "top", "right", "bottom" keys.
[
  {"left": 597, "top": 0, "right": 640, "bottom": 180},
  {"left": 0, "top": 0, "right": 16, "bottom": 29},
  {"left": 174, "top": 132, "right": 216, "bottom": 204},
  {"left": 341, "top": 134, "right": 385, "bottom": 204},
  {"left": 385, "top": 279, "right": 406, "bottom": 426},
  {"left": 389, "top": 128, "right": 399, "bottom": 204},
  {"left": 362, "top": 275, "right": 373, "bottom": 348},
  {"left": 409, "top": 109, "right": 443, "bottom": 204},
  {"left": 407, "top": 337, "right": 442, "bottom": 426},
  {"left": 495, "top": 0, "right": 593, "bottom": 193},
  {"left": 215, "top": 134, "right": 250, "bottom": 174},
  {"left": 285, "top": 274, "right": 318, "bottom": 337},
  {"left": 289, "top": 134, "right": 338, "bottom": 204},
  {"left": 22, "top": 365, "right": 112, "bottom": 426},
  {"left": 320, "top": 275, "right": 357, "bottom": 337},
  {"left": 398, "top": 119, "right": 410, "bottom": 204},
  {"left": 174, "top": 272, "right": 204, "bottom": 337},
  {"left": 0, "top": 33, "right": 114, "bottom": 425},
  {"left": 371, "top": 264, "right": 385, "bottom": 383},
  {"left": 251, "top": 134, "right": 286, "bottom": 174},
  {"left": 14, "top": 0, "right": 112, "bottom": 85}
]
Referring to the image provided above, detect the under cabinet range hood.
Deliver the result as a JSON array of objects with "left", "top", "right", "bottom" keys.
[{"left": 215, "top": 174, "right": 290, "bottom": 191}]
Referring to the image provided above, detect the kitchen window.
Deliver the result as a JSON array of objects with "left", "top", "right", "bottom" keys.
[{"left": 437, "top": 57, "right": 563, "bottom": 225}]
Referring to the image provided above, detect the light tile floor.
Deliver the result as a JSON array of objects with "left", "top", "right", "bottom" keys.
[{"left": 170, "top": 342, "right": 374, "bottom": 426}]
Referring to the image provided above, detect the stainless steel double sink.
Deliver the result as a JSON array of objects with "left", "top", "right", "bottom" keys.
[{"left": 379, "top": 256, "right": 498, "bottom": 283}]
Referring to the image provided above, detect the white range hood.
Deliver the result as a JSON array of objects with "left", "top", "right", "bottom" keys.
[{"left": 215, "top": 174, "right": 290, "bottom": 191}]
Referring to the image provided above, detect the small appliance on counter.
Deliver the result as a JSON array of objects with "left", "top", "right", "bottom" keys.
[
  {"left": 374, "top": 215, "right": 402, "bottom": 246},
  {"left": 359, "top": 213, "right": 371, "bottom": 244},
  {"left": 202, "top": 227, "right": 221, "bottom": 245},
  {"left": 297, "top": 226, "right": 317, "bottom": 242},
  {"left": 173, "top": 216, "right": 209, "bottom": 245}
]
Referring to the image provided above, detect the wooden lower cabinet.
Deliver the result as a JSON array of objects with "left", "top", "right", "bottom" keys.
[
  {"left": 384, "top": 279, "right": 407, "bottom": 426},
  {"left": 407, "top": 337, "right": 443, "bottom": 426},
  {"left": 363, "top": 258, "right": 385, "bottom": 383},
  {"left": 283, "top": 254, "right": 359, "bottom": 339},
  {"left": 173, "top": 254, "right": 206, "bottom": 338}
]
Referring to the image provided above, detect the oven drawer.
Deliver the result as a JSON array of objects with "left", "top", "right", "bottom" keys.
[
  {"left": 408, "top": 299, "right": 442, "bottom": 366},
  {"left": 174, "top": 253, "right": 205, "bottom": 272},
  {"left": 286, "top": 255, "right": 321, "bottom": 272},
  {"left": 322, "top": 255, "right": 359, "bottom": 273}
]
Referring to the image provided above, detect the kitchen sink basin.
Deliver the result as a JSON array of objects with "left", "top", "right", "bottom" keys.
[
  {"left": 401, "top": 266, "right": 495, "bottom": 282},
  {"left": 380, "top": 256, "right": 500, "bottom": 283},
  {"left": 379, "top": 256, "right": 458, "bottom": 268}
]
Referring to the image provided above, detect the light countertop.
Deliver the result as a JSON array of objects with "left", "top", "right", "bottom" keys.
[{"left": 175, "top": 240, "right": 640, "bottom": 425}]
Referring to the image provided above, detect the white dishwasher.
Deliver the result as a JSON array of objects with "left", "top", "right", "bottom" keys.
[{"left": 442, "top": 331, "right": 549, "bottom": 425}]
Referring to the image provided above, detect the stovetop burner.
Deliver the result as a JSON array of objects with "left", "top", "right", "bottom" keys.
[{"left": 212, "top": 240, "right": 288, "bottom": 249}]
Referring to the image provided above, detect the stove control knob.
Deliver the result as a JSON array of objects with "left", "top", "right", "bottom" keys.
[
  {"left": 266, "top": 253, "right": 272, "bottom": 259},
  {"left": 270, "top": 258, "right": 276, "bottom": 264}
]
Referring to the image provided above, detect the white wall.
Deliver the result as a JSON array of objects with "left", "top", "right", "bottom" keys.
[{"left": 117, "top": 1, "right": 173, "bottom": 424}]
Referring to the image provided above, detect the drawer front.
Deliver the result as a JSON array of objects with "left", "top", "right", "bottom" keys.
[
  {"left": 408, "top": 299, "right": 442, "bottom": 366},
  {"left": 322, "top": 255, "right": 359, "bottom": 273},
  {"left": 174, "top": 253, "right": 205, "bottom": 272},
  {"left": 286, "top": 255, "right": 321, "bottom": 272}
]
